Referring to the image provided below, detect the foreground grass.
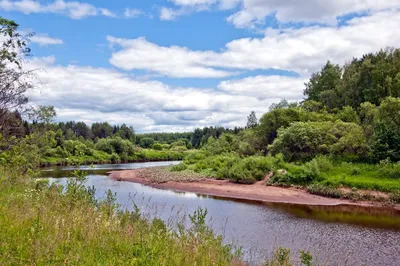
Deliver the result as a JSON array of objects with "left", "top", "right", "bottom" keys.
[{"left": 0, "top": 172, "right": 243, "bottom": 265}]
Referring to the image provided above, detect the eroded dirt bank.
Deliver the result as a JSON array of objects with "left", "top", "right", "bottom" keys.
[{"left": 108, "top": 167, "right": 400, "bottom": 212}]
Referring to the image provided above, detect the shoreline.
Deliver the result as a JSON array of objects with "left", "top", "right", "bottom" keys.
[
  {"left": 108, "top": 168, "right": 400, "bottom": 212},
  {"left": 39, "top": 158, "right": 182, "bottom": 167}
]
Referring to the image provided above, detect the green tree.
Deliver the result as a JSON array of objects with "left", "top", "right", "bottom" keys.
[
  {"left": 139, "top": 137, "right": 155, "bottom": 148},
  {"left": 371, "top": 97, "right": 400, "bottom": 162},
  {"left": 269, "top": 121, "right": 367, "bottom": 161},
  {"left": 91, "top": 122, "right": 113, "bottom": 139},
  {"left": 304, "top": 61, "right": 342, "bottom": 108},
  {"left": 257, "top": 107, "right": 303, "bottom": 152}
]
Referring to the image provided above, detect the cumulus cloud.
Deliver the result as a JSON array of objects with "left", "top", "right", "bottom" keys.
[
  {"left": 110, "top": 10, "right": 400, "bottom": 78},
  {"left": 25, "top": 57, "right": 292, "bottom": 132},
  {"left": 161, "top": 0, "right": 400, "bottom": 27},
  {"left": 218, "top": 75, "right": 305, "bottom": 100},
  {"left": 226, "top": 0, "right": 400, "bottom": 28},
  {"left": 0, "top": 0, "right": 116, "bottom": 19},
  {"left": 30, "top": 34, "right": 63, "bottom": 46},
  {"left": 107, "top": 36, "right": 235, "bottom": 78}
]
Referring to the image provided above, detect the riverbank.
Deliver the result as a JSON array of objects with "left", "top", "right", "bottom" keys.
[{"left": 109, "top": 167, "right": 400, "bottom": 211}]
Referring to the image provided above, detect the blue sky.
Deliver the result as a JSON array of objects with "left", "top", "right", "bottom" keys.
[{"left": 0, "top": 0, "right": 399, "bottom": 132}]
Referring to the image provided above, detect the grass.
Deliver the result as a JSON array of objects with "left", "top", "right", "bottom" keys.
[
  {"left": 270, "top": 156, "right": 400, "bottom": 194},
  {"left": 319, "top": 162, "right": 400, "bottom": 192},
  {"left": 0, "top": 171, "right": 242, "bottom": 265},
  {"left": 171, "top": 152, "right": 275, "bottom": 184},
  {"left": 0, "top": 168, "right": 320, "bottom": 265}
]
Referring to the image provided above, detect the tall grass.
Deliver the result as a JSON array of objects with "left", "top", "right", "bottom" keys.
[{"left": 0, "top": 171, "right": 242, "bottom": 265}]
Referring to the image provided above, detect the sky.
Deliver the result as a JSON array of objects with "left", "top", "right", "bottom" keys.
[{"left": 0, "top": 0, "right": 399, "bottom": 132}]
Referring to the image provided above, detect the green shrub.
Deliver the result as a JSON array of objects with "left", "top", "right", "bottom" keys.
[
  {"left": 270, "top": 156, "right": 331, "bottom": 185},
  {"left": 110, "top": 153, "right": 121, "bottom": 163},
  {"left": 380, "top": 160, "right": 400, "bottom": 179},
  {"left": 307, "top": 184, "right": 343, "bottom": 198},
  {"left": 170, "top": 163, "right": 188, "bottom": 172},
  {"left": 152, "top": 142, "right": 163, "bottom": 150},
  {"left": 218, "top": 156, "right": 274, "bottom": 184}
]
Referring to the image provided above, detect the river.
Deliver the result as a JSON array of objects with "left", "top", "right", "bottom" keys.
[{"left": 42, "top": 161, "right": 400, "bottom": 265}]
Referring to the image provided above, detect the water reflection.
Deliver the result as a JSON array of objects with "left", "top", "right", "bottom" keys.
[{"left": 44, "top": 161, "right": 400, "bottom": 265}]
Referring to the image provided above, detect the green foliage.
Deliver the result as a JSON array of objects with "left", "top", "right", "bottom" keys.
[
  {"left": 257, "top": 107, "right": 302, "bottom": 150},
  {"left": 269, "top": 121, "right": 368, "bottom": 162},
  {"left": 0, "top": 171, "right": 242, "bottom": 265},
  {"left": 264, "top": 247, "right": 292, "bottom": 266},
  {"left": 379, "top": 159, "right": 400, "bottom": 179},
  {"left": 170, "top": 163, "right": 188, "bottom": 172},
  {"left": 271, "top": 156, "right": 331, "bottom": 185},
  {"left": 307, "top": 184, "right": 343, "bottom": 199},
  {"left": 136, "top": 132, "right": 192, "bottom": 145},
  {"left": 305, "top": 48, "right": 400, "bottom": 109},
  {"left": 304, "top": 61, "right": 342, "bottom": 109},
  {"left": 152, "top": 142, "right": 163, "bottom": 150},
  {"left": 371, "top": 97, "right": 400, "bottom": 162},
  {"left": 139, "top": 137, "right": 155, "bottom": 148},
  {"left": 182, "top": 152, "right": 274, "bottom": 184}
]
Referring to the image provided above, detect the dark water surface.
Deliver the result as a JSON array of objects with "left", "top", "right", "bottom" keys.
[{"left": 42, "top": 162, "right": 400, "bottom": 265}]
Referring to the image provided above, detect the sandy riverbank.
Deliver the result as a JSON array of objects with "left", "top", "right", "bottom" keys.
[{"left": 108, "top": 167, "right": 400, "bottom": 211}]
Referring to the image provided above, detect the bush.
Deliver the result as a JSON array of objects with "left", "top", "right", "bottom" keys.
[
  {"left": 307, "top": 184, "right": 343, "bottom": 198},
  {"left": 380, "top": 160, "right": 400, "bottom": 179},
  {"left": 270, "top": 156, "right": 331, "bottom": 185},
  {"left": 139, "top": 138, "right": 155, "bottom": 148},
  {"left": 269, "top": 121, "right": 368, "bottom": 162},
  {"left": 170, "top": 163, "right": 188, "bottom": 172},
  {"left": 110, "top": 153, "right": 121, "bottom": 163},
  {"left": 152, "top": 142, "right": 163, "bottom": 150}
]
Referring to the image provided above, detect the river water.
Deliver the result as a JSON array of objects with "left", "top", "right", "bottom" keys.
[{"left": 42, "top": 161, "right": 400, "bottom": 266}]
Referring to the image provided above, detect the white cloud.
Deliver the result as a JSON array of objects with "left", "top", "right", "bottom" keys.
[
  {"left": 107, "top": 36, "right": 235, "bottom": 78},
  {"left": 159, "top": 7, "right": 184, "bottom": 21},
  {"left": 30, "top": 34, "right": 63, "bottom": 46},
  {"left": 124, "top": 8, "right": 143, "bottom": 18},
  {"left": 161, "top": 0, "right": 400, "bottom": 27},
  {"left": 0, "top": 0, "right": 116, "bottom": 19},
  {"left": 227, "top": 0, "right": 400, "bottom": 28},
  {"left": 110, "top": 10, "right": 400, "bottom": 78},
  {"left": 25, "top": 57, "right": 289, "bottom": 132},
  {"left": 170, "top": 0, "right": 217, "bottom": 6},
  {"left": 218, "top": 75, "right": 306, "bottom": 100}
]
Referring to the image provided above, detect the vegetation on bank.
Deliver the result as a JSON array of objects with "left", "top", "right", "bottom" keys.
[
  {"left": 168, "top": 48, "right": 400, "bottom": 200},
  {"left": 0, "top": 169, "right": 244, "bottom": 265}
]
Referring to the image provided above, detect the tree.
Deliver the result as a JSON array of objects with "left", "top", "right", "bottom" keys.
[
  {"left": 191, "top": 128, "right": 203, "bottom": 148},
  {"left": 0, "top": 17, "right": 34, "bottom": 137},
  {"left": 139, "top": 137, "right": 155, "bottom": 148},
  {"left": 114, "top": 123, "right": 135, "bottom": 141},
  {"left": 91, "top": 122, "right": 113, "bottom": 139},
  {"left": 28, "top": 105, "right": 57, "bottom": 124},
  {"left": 257, "top": 107, "right": 302, "bottom": 152},
  {"left": 269, "top": 121, "right": 367, "bottom": 161},
  {"left": 74, "top": 122, "right": 92, "bottom": 139},
  {"left": 246, "top": 111, "right": 258, "bottom": 128},
  {"left": 304, "top": 61, "right": 342, "bottom": 108},
  {"left": 371, "top": 97, "right": 400, "bottom": 162}
]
